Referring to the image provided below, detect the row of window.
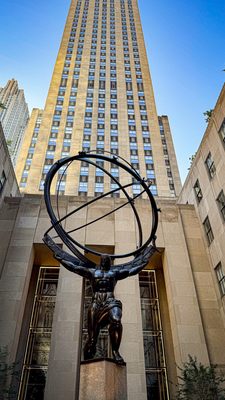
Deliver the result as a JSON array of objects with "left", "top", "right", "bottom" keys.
[
  {"left": 120, "top": 1, "right": 140, "bottom": 196},
  {"left": 200, "top": 124, "right": 225, "bottom": 242},
  {"left": 79, "top": 0, "right": 109, "bottom": 197},
  {"left": 193, "top": 148, "right": 225, "bottom": 227},
  {"left": 120, "top": 0, "right": 157, "bottom": 197},
  {"left": 158, "top": 118, "right": 176, "bottom": 196},
  {"left": 196, "top": 183, "right": 225, "bottom": 224},
  {"left": 202, "top": 191, "right": 225, "bottom": 245},
  {"left": 41, "top": 0, "right": 89, "bottom": 193},
  {"left": 21, "top": 115, "right": 43, "bottom": 188},
  {"left": 193, "top": 114, "right": 225, "bottom": 199}
]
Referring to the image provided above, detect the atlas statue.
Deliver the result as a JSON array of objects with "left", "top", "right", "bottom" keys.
[
  {"left": 43, "top": 234, "right": 156, "bottom": 364},
  {"left": 43, "top": 152, "right": 159, "bottom": 364}
]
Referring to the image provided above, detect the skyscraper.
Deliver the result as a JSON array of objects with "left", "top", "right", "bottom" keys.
[
  {"left": 2, "top": 2, "right": 225, "bottom": 400},
  {"left": 0, "top": 79, "right": 29, "bottom": 165},
  {"left": 16, "top": 0, "right": 181, "bottom": 198}
]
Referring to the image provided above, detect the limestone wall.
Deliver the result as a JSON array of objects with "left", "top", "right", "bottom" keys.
[{"left": 0, "top": 195, "right": 225, "bottom": 399}]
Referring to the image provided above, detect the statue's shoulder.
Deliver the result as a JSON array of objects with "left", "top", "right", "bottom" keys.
[
  {"left": 108, "top": 268, "right": 119, "bottom": 278},
  {"left": 93, "top": 269, "right": 102, "bottom": 278}
]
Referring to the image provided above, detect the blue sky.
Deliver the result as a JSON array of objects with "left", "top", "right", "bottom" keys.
[{"left": 0, "top": 0, "right": 224, "bottom": 182}]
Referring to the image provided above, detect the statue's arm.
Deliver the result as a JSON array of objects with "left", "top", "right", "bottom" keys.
[
  {"left": 43, "top": 234, "right": 93, "bottom": 279},
  {"left": 128, "top": 246, "right": 156, "bottom": 276},
  {"left": 117, "top": 245, "right": 157, "bottom": 279}
]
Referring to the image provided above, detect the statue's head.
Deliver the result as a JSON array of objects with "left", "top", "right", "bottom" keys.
[{"left": 100, "top": 255, "right": 111, "bottom": 271}]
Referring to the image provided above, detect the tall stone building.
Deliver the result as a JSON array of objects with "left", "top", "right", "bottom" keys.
[
  {"left": 1, "top": 1, "right": 225, "bottom": 400},
  {"left": 0, "top": 79, "right": 29, "bottom": 165},
  {"left": 15, "top": 0, "right": 181, "bottom": 198}
]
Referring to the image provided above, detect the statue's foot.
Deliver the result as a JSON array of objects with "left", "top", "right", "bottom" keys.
[
  {"left": 112, "top": 350, "right": 125, "bottom": 365},
  {"left": 84, "top": 341, "right": 96, "bottom": 360}
]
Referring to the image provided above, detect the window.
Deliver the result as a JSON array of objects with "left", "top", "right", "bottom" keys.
[
  {"left": 88, "top": 80, "right": 94, "bottom": 89},
  {"left": 72, "top": 79, "right": 79, "bottom": 88},
  {"left": 215, "top": 263, "right": 225, "bottom": 296},
  {"left": 95, "top": 176, "right": 104, "bottom": 183},
  {"left": 44, "top": 159, "right": 54, "bottom": 165},
  {"left": 52, "top": 121, "right": 60, "bottom": 127},
  {"left": 203, "top": 216, "right": 214, "bottom": 245},
  {"left": 216, "top": 190, "right": 225, "bottom": 221},
  {"left": 219, "top": 118, "right": 225, "bottom": 147},
  {"left": 60, "top": 78, "right": 67, "bottom": 87},
  {"left": 111, "top": 81, "right": 117, "bottom": 90},
  {"left": 205, "top": 152, "right": 216, "bottom": 178},
  {"left": 99, "top": 80, "right": 105, "bottom": 90},
  {"left": 80, "top": 175, "right": 88, "bottom": 183},
  {"left": 47, "top": 145, "right": 56, "bottom": 151},
  {"left": 18, "top": 267, "right": 59, "bottom": 400},
  {"left": 62, "top": 146, "right": 70, "bottom": 152},
  {"left": 141, "top": 115, "right": 147, "bottom": 120},
  {"left": 139, "top": 271, "right": 169, "bottom": 399},
  {"left": 126, "top": 82, "right": 132, "bottom": 91},
  {"left": 193, "top": 180, "right": 203, "bottom": 203},
  {"left": 137, "top": 82, "right": 144, "bottom": 91}
]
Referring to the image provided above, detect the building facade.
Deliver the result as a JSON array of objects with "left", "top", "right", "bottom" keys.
[
  {"left": 1, "top": 1, "right": 225, "bottom": 400},
  {"left": 0, "top": 122, "right": 20, "bottom": 207},
  {"left": 179, "top": 84, "right": 225, "bottom": 324},
  {"left": 2, "top": 195, "right": 225, "bottom": 400},
  {"left": 0, "top": 79, "right": 29, "bottom": 165}
]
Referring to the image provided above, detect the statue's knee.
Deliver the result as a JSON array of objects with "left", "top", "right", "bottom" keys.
[{"left": 111, "top": 314, "right": 121, "bottom": 327}]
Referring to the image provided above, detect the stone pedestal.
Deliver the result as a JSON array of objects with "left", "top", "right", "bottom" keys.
[{"left": 79, "top": 358, "right": 127, "bottom": 400}]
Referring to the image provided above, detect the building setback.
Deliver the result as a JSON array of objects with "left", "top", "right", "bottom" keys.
[
  {"left": 0, "top": 122, "right": 20, "bottom": 207},
  {"left": 1, "top": 1, "right": 225, "bottom": 400},
  {"left": 0, "top": 79, "right": 29, "bottom": 165}
]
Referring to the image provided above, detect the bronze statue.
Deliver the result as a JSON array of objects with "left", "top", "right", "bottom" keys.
[
  {"left": 43, "top": 234, "right": 156, "bottom": 364},
  {"left": 43, "top": 152, "right": 159, "bottom": 364}
]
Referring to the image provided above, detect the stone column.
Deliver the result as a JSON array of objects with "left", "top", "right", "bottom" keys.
[
  {"left": 114, "top": 205, "right": 147, "bottom": 400},
  {"left": 44, "top": 197, "right": 87, "bottom": 400},
  {"left": 0, "top": 196, "right": 41, "bottom": 362}
]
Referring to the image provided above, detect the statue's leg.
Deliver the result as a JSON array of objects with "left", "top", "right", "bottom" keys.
[
  {"left": 108, "top": 307, "right": 124, "bottom": 364},
  {"left": 84, "top": 305, "right": 99, "bottom": 360}
]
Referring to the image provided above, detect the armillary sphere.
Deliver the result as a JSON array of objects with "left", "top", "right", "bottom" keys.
[{"left": 43, "top": 151, "right": 159, "bottom": 266}]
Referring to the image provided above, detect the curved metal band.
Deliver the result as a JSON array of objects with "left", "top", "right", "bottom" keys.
[
  {"left": 44, "top": 152, "right": 158, "bottom": 260},
  {"left": 48, "top": 156, "right": 144, "bottom": 259}
]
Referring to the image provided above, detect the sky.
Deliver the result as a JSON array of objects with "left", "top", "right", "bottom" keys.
[{"left": 0, "top": 0, "right": 224, "bottom": 182}]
